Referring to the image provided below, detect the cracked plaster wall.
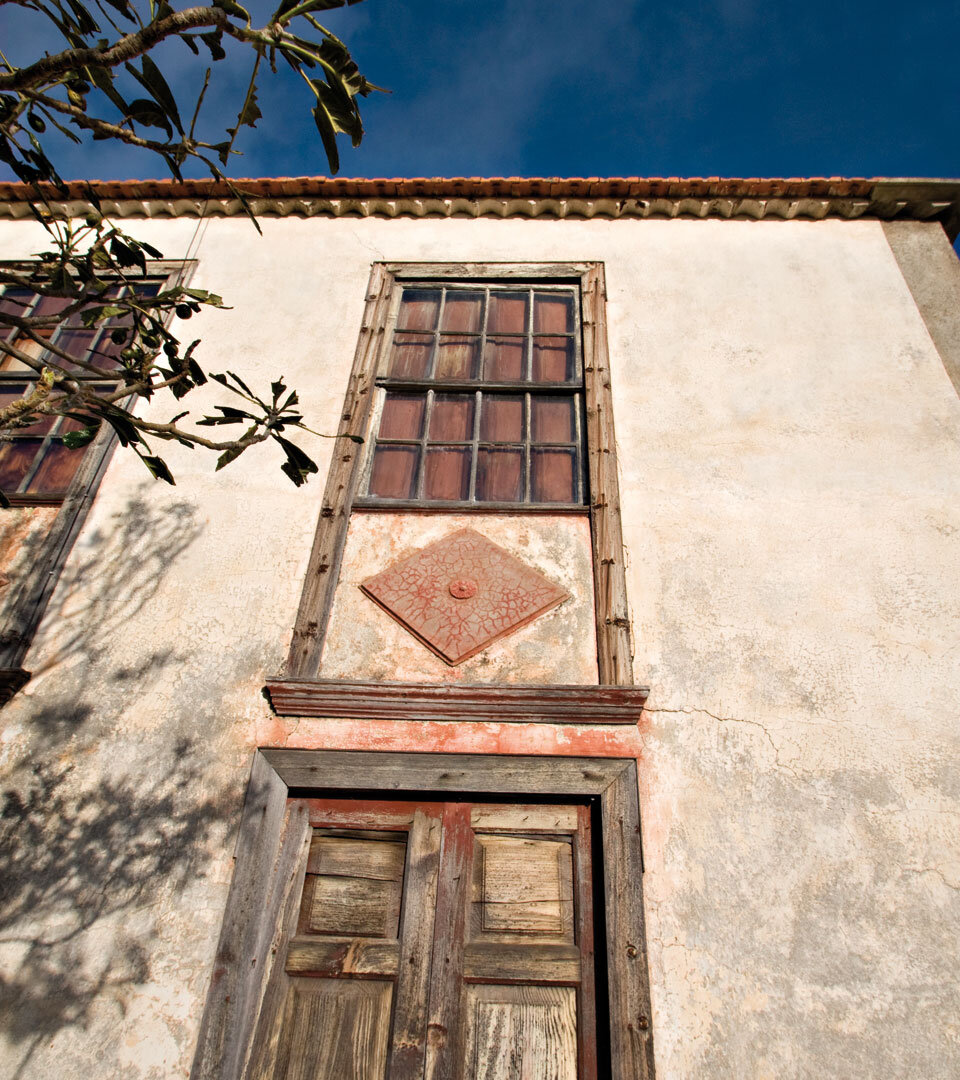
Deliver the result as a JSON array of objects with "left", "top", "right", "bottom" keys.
[{"left": 0, "top": 214, "right": 957, "bottom": 1079}]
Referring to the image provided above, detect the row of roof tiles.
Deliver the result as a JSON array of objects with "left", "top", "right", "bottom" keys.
[{"left": 0, "top": 175, "right": 885, "bottom": 202}]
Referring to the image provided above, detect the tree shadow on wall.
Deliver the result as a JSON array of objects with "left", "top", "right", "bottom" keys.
[
  {"left": 0, "top": 741, "right": 245, "bottom": 1079},
  {"left": 0, "top": 492, "right": 234, "bottom": 1076},
  {"left": 27, "top": 492, "right": 205, "bottom": 684}
]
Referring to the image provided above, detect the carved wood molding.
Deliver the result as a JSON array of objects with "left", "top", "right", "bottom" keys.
[{"left": 265, "top": 678, "right": 649, "bottom": 724}]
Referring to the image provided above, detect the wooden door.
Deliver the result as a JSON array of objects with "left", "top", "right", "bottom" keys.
[{"left": 245, "top": 798, "right": 596, "bottom": 1080}]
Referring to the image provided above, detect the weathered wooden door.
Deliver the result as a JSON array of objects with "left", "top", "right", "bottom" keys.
[{"left": 246, "top": 798, "right": 597, "bottom": 1080}]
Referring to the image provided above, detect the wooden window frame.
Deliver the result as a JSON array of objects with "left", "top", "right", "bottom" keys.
[
  {"left": 358, "top": 280, "right": 587, "bottom": 509},
  {"left": 284, "top": 262, "right": 632, "bottom": 685},
  {"left": 0, "top": 260, "right": 195, "bottom": 702},
  {"left": 190, "top": 749, "right": 655, "bottom": 1080}
]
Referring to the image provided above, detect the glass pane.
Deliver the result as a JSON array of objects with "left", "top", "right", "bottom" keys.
[
  {"left": 0, "top": 288, "right": 32, "bottom": 318},
  {"left": 397, "top": 290, "right": 441, "bottom": 331},
  {"left": 532, "top": 336, "right": 574, "bottom": 382},
  {"left": 0, "top": 337, "right": 41, "bottom": 371},
  {"left": 389, "top": 333, "right": 433, "bottom": 378},
  {"left": 89, "top": 332, "right": 124, "bottom": 368},
  {"left": 369, "top": 445, "right": 418, "bottom": 499},
  {"left": 532, "top": 449, "right": 576, "bottom": 503},
  {"left": 0, "top": 438, "right": 42, "bottom": 492},
  {"left": 480, "top": 396, "right": 523, "bottom": 442},
  {"left": 441, "top": 292, "right": 483, "bottom": 332},
  {"left": 379, "top": 393, "right": 425, "bottom": 439},
  {"left": 487, "top": 292, "right": 528, "bottom": 334},
  {"left": 531, "top": 396, "right": 575, "bottom": 442},
  {"left": 0, "top": 289, "right": 33, "bottom": 338},
  {"left": 435, "top": 337, "right": 479, "bottom": 380},
  {"left": 31, "top": 295, "right": 73, "bottom": 321},
  {"left": 534, "top": 293, "right": 574, "bottom": 334},
  {"left": 28, "top": 440, "right": 82, "bottom": 494},
  {"left": 424, "top": 447, "right": 470, "bottom": 501},
  {"left": 430, "top": 394, "right": 474, "bottom": 441},
  {"left": 484, "top": 336, "right": 525, "bottom": 382},
  {"left": 50, "top": 327, "right": 97, "bottom": 368},
  {"left": 477, "top": 448, "right": 523, "bottom": 502}
]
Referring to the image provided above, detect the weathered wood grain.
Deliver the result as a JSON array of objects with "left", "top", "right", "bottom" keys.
[
  {"left": 285, "top": 262, "right": 394, "bottom": 677},
  {"left": 191, "top": 752, "right": 307, "bottom": 1080},
  {"left": 284, "top": 937, "right": 400, "bottom": 977},
  {"left": 307, "top": 834, "right": 406, "bottom": 879},
  {"left": 303, "top": 873, "right": 402, "bottom": 938},
  {"left": 265, "top": 678, "right": 649, "bottom": 723},
  {"left": 478, "top": 836, "right": 570, "bottom": 935},
  {"left": 263, "top": 748, "right": 631, "bottom": 797},
  {"left": 463, "top": 985, "right": 578, "bottom": 1080},
  {"left": 386, "top": 262, "right": 593, "bottom": 282},
  {"left": 388, "top": 807, "right": 444, "bottom": 1080},
  {"left": 600, "top": 762, "right": 655, "bottom": 1079},
  {"left": 462, "top": 942, "right": 581, "bottom": 984},
  {"left": 470, "top": 804, "right": 579, "bottom": 833},
  {"left": 424, "top": 803, "right": 473, "bottom": 1080},
  {"left": 582, "top": 263, "right": 634, "bottom": 686},
  {"left": 270, "top": 978, "right": 393, "bottom": 1080}
]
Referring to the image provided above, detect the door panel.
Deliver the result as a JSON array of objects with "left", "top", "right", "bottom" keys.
[
  {"left": 426, "top": 803, "right": 596, "bottom": 1080},
  {"left": 244, "top": 798, "right": 595, "bottom": 1080},
  {"left": 464, "top": 985, "right": 578, "bottom": 1080},
  {"left": 276, "top": 979, "right": 393, "bottom": 1080}
]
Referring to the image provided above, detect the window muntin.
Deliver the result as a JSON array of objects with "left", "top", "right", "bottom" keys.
[
  {"left": 0, "top": 280, "right": 162, "bottom": 502},
  {"left": 359, "top": 284, "right": 586, "bottom": 508}
]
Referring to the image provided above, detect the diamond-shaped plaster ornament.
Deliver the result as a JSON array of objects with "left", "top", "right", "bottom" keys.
[{"left": 359, "top": 528, "right": 570, "bottom": 665}]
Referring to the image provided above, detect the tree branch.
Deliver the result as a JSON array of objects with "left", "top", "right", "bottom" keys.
[{"left": 0, "top": 6, "right": 233, "bottom": 92}]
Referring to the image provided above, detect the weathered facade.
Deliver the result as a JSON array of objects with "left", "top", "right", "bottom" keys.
[{"left": 1, "top": 176, "right": 959, "bottom": 1079}]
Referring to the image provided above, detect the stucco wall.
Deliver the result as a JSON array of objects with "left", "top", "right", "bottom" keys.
[
  {"left": 319, "top": 512, "right": 597, "bottom": 684},
  {"left": 0, "top": 213, "right": 958, "bottom": 1079}
]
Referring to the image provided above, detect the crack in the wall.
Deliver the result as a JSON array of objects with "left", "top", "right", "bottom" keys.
[{"left": 643, "top": 705, "right": 801, "bottom": 778}]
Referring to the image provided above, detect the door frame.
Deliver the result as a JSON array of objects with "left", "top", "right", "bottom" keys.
[{"left": 190, "top": 749, "right": 655, "bottom": 1080}]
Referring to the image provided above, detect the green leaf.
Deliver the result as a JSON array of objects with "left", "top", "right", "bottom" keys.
[
  {"left": 125, "top": 97, "right": 173, "bottom": 136},
  {"left": 275, "top": 434, "right": 319, "bottom": 481},
  {"left": 180, "top": 33, "right": 200, "bottom": 55},
  {"left": 141, "top": 454, "right": 176, "bottom": 484},
  {"left": 27, "top": 113, "right": 46, "bottom": 133},
  {"left": 109, "top": 236, "right": 145, "bottom": 273},
  {"left": 98, "top": 0, "right": 137, "bottom": 21},
  {"left": 200, "top": 30, "right": 226, "bottom": 62},
  {"left": 128, "top": 56, "right": 184, "bottom": 134},
  {"left": 62, "top": 426, "right": 98, "bottom": 449},
  {"left": 273, "top": 0, "right": 355, "bottom": 21},
  {"left": 215, "top": 444, "right": 246, "bottom": 470},
  {"left": 84, "top": 64, "right": 130, "bottom": 116},
  {"left": 213, "top": 0, "right": 251, "bottom": 20}
]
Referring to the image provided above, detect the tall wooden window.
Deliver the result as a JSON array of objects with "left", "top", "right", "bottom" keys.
[
  {"left": 0, "top": 279, "right": 163, "bottom": 505},
  {"left": 285, "top": 262, "right": 633, "bottom": 685},
  {"left": 357, "top": 284, "right": 586, "bottom": 508},
  {"left": 0, "top": 263, "right": 190, "bottom": 701}
]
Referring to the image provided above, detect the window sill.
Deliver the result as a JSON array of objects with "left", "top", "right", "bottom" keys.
[{"left": 264, "top": 678, "right": 649, "bottom": 724}]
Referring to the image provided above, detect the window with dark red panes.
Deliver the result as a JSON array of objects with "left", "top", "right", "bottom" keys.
[
  {"left": 0, "top": 280, "right": 163, "bottom": 502},
  {"left": 359, "top": 284, "right": 586, "bottom": 507}
]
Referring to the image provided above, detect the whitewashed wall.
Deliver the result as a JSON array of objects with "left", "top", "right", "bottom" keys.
[{"left": 0, "top": 213, "right": 958, "bottom": 1079}]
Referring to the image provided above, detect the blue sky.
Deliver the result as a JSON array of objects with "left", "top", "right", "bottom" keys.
[{"left": 2, "top": 0, "right": 958, "bottom": 182}]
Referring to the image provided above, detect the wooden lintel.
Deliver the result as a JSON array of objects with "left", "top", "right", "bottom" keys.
[{"left": 264, "top": 678, "right": 649, "bottom": 724}]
